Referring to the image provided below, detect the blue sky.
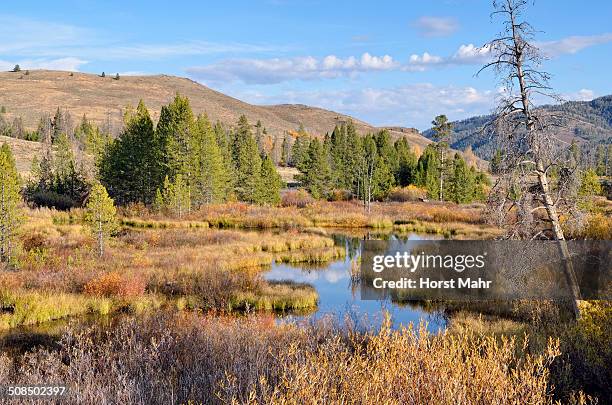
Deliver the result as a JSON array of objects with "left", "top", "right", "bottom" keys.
[{"left": 1, "top": 0, "right": 611, "bottom": 129}]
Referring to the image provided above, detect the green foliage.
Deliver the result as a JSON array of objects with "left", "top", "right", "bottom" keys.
[
  {"left": 100, "top": 100, "right": 161, "bottom": 205},
  {"left": 579, "top": 168, "right": 602, "bottom": 196},
  {"left": 290, "top": 135, "right": 310, "bottom": 171},
  {"left": 12, "top": 65, "right": 20, "bottom": 72},
  {"left": 156, "top": 94, "right": 195, "bottom": 181},
  {"left": 190, "top": 115, "right": 230, "bottom": 204},
  {"left": 84, "top": 183, "right": 117, "bottom": 257},
  {"left": 298, "top": 138, "right": 332, "bottom": 199},
  {"left": 259, "top": 155, "right": 282, "bottom": 205},
  {"left": 26, "top": 134, "right": 89, "bottom": 210},
  {"left": 157, "top": 175, "right": 191, "bottom": 218},
  {"left": 415, "top": 145, "right": 441, "bottom": 199},
  {"left": 0, "top": 143, "right": 22, "bottom": 265},
  {"left": 232, "top": 115, "right": 263, "bottom": 203},
  {"left": 395, "top": 137, "right": 417, "bottom": 187},
  {"left": 448, "top": 153, "right": 474, "bottom": 203}
]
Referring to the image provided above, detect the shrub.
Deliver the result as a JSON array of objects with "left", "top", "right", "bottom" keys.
[
  {"left": 281, "top": 189, "right": 314, "bottom": 208},
  {"left": 329, "top": 189, "right": 352, "bottom": 201},
  {"left": 388, "top": 185, "right": 428, "bottom": 202},
  {"left": 84, "top": 272, "right": 146, "bottom": 298}
]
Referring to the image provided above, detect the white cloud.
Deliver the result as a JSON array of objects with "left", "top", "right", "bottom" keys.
[
  {"left": 564, "top": 89, "right": 596, "bottom": 102},
  {"left": 413, "top": 16, "right": 460, "bottom": 38},
  {"left": 0, "top": 57, "right": 88, "bottom": 72},
  {"left": 186, "top": 53, "right": 398, "bottom": 84},
  {"left": 234, "top": 84, "right": 496, "bottom": 129},
  {"left": 537, "top": 33, "right": 612, "bottom": 57}
]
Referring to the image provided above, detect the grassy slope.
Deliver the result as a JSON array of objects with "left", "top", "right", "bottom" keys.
[{"left": 0, "top": 69, "right": 431, "bottom": 150}]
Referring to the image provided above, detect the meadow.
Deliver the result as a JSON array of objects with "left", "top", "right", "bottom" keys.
[{"left": 0, "top": 199, "right": 610, "bottom": 404}]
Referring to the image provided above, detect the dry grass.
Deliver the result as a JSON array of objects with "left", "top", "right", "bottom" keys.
[
  {"left": 0, "top": 312, "right": 561, "bottom": 405},
  {"left": 0, "top": 208, "right": 345, "bottom": 328}
]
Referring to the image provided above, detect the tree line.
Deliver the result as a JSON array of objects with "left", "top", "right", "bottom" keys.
[{"left": 288, "top": 116, "right": 490, "bottom": 210}]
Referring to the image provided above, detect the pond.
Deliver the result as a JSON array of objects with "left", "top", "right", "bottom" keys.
[{"left": 265, "top": 232, "right": 447, "bottom": 332}]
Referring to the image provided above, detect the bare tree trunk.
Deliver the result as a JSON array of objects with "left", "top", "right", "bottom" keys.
[{"left": 509, "top": 2, "right": 580, "bottom": 318}]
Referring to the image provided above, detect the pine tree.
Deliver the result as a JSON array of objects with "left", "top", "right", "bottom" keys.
[
  {"left": 84, "top": 183, "right": 117, "bottom": 258},
  {"left": 449, "top": 153, "right": 474, "bottom": 203},
  {"left": 161, "top": 174, "right": 190, "bottom": 218},
  {"left": 213, "top": 121, "right": 235, "bottom": 197},
  {"left": 290, "top": 135, "right": 310, "bottom": 171},
  {"left": 232, "top": 115, "right": 262, "bottom": 203},
  {"left": 371, "top": 156, "right": 394, "bottom": 201},
  {"left": 190, "top": 114, "right": 229, "bottom": 205},
  {"left": 415, "top": 145, "right": 441, "bottom": 200},
  {"left": 0, "top": 143, "right": 22, "bottom": 265},
  {"left": 298, "top": 138, "right": 332, "bottom": 199},
  {"left": 395, "top": 137, "right": 417, "bottom": 186},
  {"left": 100, "top": 100, "right": 161, "bottom": 205},
  {"left": 156, "top": 94, "right": 195, "bottom": 183},
  {"left": 258, "top": 155, "right": 282, "bottom": 205}
]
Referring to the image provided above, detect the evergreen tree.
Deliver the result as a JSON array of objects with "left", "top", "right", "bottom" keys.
[
  {"left": 12, "top": 65, "right": 20, "bottom": 72},
  {"left": 290, "top": 135, "right": 310, "bottom": 171},
  {"left": 395, "top": 137, "right": 417, "bottom": 186},
  {"left": 213, "top": 121, "right": 234, "bottom": 197},
  {"left": 371, "top": 156, "right": 395, "bottom": 201},
  {"left": 375, "top": 129, "right": 398, "bottom": 175},
  {"left": 415, "top": 145, "right": 441, "bottom": 200},
  {"left": 100, "top": 100, "right": 161, "bottom": 205},
  {"left": 258, "top": 155, "right": 282, "bottom": 205},
  {"left": 160, "top": 174, "right": 191, "bottom": 218},
  {"left": 298, "top": 138, "right": 332, "bottom": 199},
  {"left": 84, "top": 182, "right": 117, "bottom": 258},
  {"left": 0, "top": 143, "right": 22, "bottom": 265},
  {"left": 232, "top": 115, "right": 262, "bottom": 203},
  {"left": 156, "top": 94, "right": 195, "bottom": 183},
  {"left": 449, "top": 153, "right": 474, "bottom": 203},
  {"left": 190, "top": 114, "right": 229, "bottom": 204}
]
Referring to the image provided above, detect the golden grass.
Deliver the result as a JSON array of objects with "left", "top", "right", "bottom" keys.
[{"left": 0, "top": 312, "right": 561, "bottom": 404}]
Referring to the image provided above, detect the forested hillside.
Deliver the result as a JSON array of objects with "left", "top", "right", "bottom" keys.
[{"left": 424, "top": 96, "right": 612, "bottom": 163}]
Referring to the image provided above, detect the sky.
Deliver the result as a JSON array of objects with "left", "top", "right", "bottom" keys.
[{"left": 1, "top": 0, "right": 611, "bottom": 130}]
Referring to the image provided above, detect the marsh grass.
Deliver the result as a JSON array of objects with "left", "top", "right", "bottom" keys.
[
  {"left": 0, "top": 312, "right": 562, "bottom": 404},
  {"left": 229, "top": 281, "right": 318, "bottom": 312}
]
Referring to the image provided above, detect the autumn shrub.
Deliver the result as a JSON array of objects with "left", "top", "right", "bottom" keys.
[
  {"left": 329, "top": 188, "right": 352, "bottom": 201},
  {"left": 388, "top": 185, "right": 428, "bottom": 202},
  {"left": 281, "top": 188, "right": 314, "bottom": 208},
  {"left": 84, "top": 272, "right": 146, "bottom": 298}
]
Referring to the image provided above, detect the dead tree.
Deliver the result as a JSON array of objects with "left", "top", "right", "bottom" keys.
[{"left": 479, "top": 0, "right": 583, "bottom": 317}]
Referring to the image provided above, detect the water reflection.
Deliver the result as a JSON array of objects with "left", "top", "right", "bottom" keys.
[{"left": 265, "top": 232, "right": 447, "bottom": 332}]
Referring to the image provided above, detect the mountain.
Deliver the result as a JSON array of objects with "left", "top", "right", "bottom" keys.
[
  {"left": 423, "top": 96, "right": 612, "bottom": 160},
  {"left": 0, "top": 69, "right": 429, "bottom": 149}
]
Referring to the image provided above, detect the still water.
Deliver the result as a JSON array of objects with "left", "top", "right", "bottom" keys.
[{"left": 265, "top": 232, "right": 446, "bottom": 332}]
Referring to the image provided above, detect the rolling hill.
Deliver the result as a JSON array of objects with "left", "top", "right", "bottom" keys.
[
  {"left": 423, "top": 96, "right": 612, "bottom": 160},
  {"left": 0, "top": 69, "right": 429, "bottom": 150}
]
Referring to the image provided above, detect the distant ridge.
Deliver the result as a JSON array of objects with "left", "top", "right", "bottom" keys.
[
  {"left": 423, "top": 96, "right": 612, "bottom": 159},
  {"left": 0, "top": 69, "right": 431, "bottom": 150}
]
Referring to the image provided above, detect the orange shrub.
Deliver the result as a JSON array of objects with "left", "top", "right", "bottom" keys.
[
  {"left": 84, "top": 272, "right": 146, "bottom": 297},
  {"left": 388, "top": 186, "right": 428, "bottom": 202},
  {"left": 281, "top": 189, "right": 314, "bottom": 208}
]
